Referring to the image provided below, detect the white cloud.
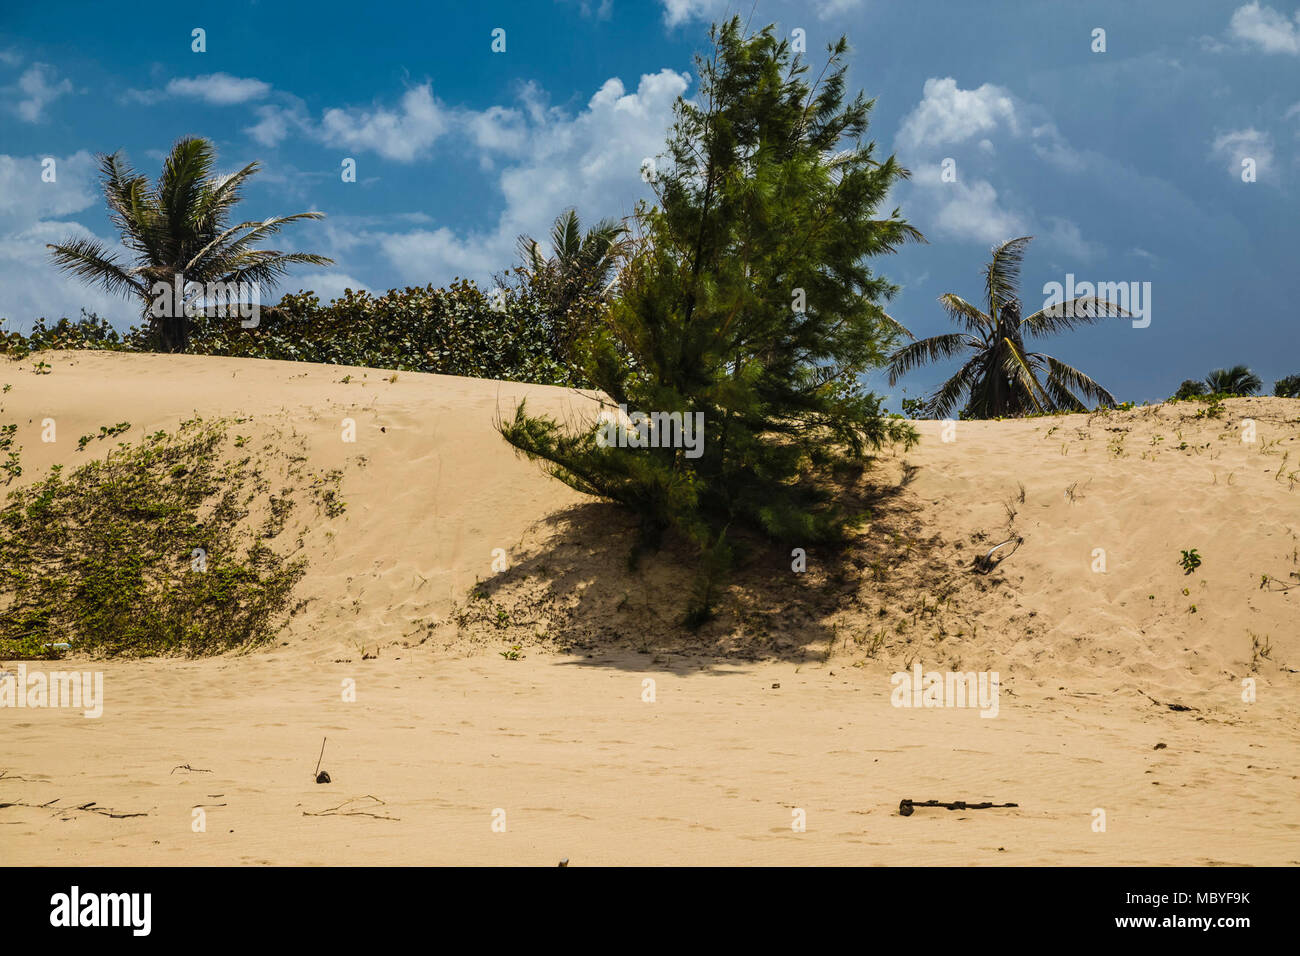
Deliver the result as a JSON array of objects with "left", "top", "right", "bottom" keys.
[
  {"left": 1228, "top": 2, "right": 1300, "bottom": 54},
  {"left": 559, "top": 0, "right": 614, "bottom": 19},
  {"left": 895, "top": 79, "right": 1093, "bottom": 250},
  {"left": 908, "top": 168, "right": 1028, "bottom": 245},
  {"left": 1209, "top": 127, "right": 1274, "bottom": 179},
  {"left": 246, "top": 102, "right": 302, "bottom": 147},
  {"left": 661, "top": 0, "right": 724, "bottom": 26},
  {"left": 285, "top": 271, "right": 369, "bottom": 303},
  {"left": 11, "top": 64, "right": 73, "bottom": 122},
  {"left": 0, "top": 151, "right": 134, "bottom": 327},
  {"left": 464, "top": 105, "right": 530, "bottom": 157},
  {"left": 0, "top": 221, "right": 125, "bottom": 331},
  {"left": 167, "top": 73, "right": 270, "bottom": 104},
  {"left": 0, "top": 151, "right": 99, "bottom": 219},
  {"left": 247, "top": 85, "right": 450, "bottom": 161},
  {"left": 1044, "top": 218, "right": 1101, "bottom": 260},
  {"left": 125, "top": 73, "right": 272, "bottom": 106},
  {"left": 377, "top": 69, "right": 689, "bottom": 284},
  {"left": 319, "top": 85, "right": 449, "bottom": 162},
  {"left": 896, "top": 77, "right": 1020, "bottom": 152},
  {"left": 815, "top": 0, "right": 865, "bottom": 15}
]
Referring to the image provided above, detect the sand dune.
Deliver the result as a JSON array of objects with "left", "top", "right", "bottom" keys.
[{"left": 2, "top": 351, "right": 1297, "bottom": 864}]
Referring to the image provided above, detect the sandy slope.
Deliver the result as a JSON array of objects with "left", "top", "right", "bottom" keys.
[{"left": 1, "top": 351, "right": 1297, "bottom": 865}]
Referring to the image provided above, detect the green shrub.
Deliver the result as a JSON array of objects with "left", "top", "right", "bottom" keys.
[
  {"left": 0, "top": 312, "right": 135, "bottom": 359},
  {"left": 499, "top": 19, "right": 918, "bottom": 621},
  {"left": 3, "top": 280, "right": 593, "bottom": 389},
  {"left": 0, "top": 417, "right": 329, "bottom": 657}
]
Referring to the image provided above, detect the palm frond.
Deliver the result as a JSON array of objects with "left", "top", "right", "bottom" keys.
[
  {"left": 984, "top": 235, "right": 1033, "bottom": 318},
  {"left": 186, "top": 213, "right": 326, "bottom": 274},
  {"left": 551, "top": 208, "right": 583, "bottom": 261},
  {"left": 926, "top": 353, "right": 984, "bottom": 419},
  {"left": 886, "top": 332, "right": 977, "bottom": 386},
  {"left": 223, "top": 251, "right": 334, "bottom": 287},
  {"left": 45, "top": 238, "right": 146, "bottom": 300},
  {"left": 1042, "top": 354, "right": 1116, "bottom": 408},
  {"left": 1021, "top": 295, "right": 1130, "bottom": 337},
  {"left": 999, "top": 336, "right": 1047, "bottom": 414},
  {"left": 938, "top": 292, "right": 991, "bottom": 334}
]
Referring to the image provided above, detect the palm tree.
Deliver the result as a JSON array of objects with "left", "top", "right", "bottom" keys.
[
  {"left": 516, "top": 208, "right": 628, "bottom": 317},
  {"left": 887, "top": 236, "right": 1124, "bottom": 418},
  {"left": 47, "top": 137, "right": 332, "bottom": 352},
  {"left": 1204, "top": 365, "right": 1261, "bottom": 396}
]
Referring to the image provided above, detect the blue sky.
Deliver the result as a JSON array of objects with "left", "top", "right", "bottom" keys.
[{"left": 1, "top": 0, "right": 1297, "bottom": 404}]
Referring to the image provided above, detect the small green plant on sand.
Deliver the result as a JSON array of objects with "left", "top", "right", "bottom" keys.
[
  {"left": 1179, "top": 548, "right": 1202, "bottom": 575},
  {"left": 0, "top": 417, "right": 338, "bottom": 657}
]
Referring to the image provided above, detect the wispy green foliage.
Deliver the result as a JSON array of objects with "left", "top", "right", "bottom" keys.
[{"left": 499, "top": 18, "right": 918, "bottom": 620}]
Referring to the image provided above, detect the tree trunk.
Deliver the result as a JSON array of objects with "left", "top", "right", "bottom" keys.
[{"left": 157, "top": 313, "right": 188, "bottom": 353}]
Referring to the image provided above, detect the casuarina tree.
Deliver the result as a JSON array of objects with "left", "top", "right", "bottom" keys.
[{"left": 499, "top": 18, "right": 919, "bottom": 620}]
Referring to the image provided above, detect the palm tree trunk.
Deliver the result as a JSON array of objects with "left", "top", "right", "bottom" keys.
[{"left": 156, "top": 312, "right": 189, "bottom": 353}]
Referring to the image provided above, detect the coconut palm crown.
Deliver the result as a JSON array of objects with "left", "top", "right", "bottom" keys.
[
  {"left": 1203, "top": 365, "right": 1261, "bottom": 396},
  {"left": 516, "top": 207, "right": 629, "bottom": 318},
  {"left": 888, "top": 236, "right": 1125, "bottom": 418},
  {"left": 47, "top": 136, "right": 332, "bottom": 352}
]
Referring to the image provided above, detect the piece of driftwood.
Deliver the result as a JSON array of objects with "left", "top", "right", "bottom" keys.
[
  {"left": 302, "top": 794, "right": 398, "bottom": 821},
  {"left": 899, "top": 798, "right": 1019, "bottom": 817},
  {"left": 0, "top": 798, "right": 150, "bottom": 819},
  {"left": 314, "top": 737, "right": 331, "bottom": 784},
  {"left": 973, "top": 536, "right": 1023, "bottom": 574},
  {"left": 1144, "top": 693, "right": 1196, "bottom": 712}
]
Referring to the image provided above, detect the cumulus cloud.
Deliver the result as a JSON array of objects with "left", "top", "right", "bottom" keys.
[
  {"left": 1209, "top": 127, "right": 1274, "bottom": 179},
  {"left": 247, "top": 85, "right": 450, "bottom": 161},
  {"left": 661, "top": 0, "right": 725, "bottom": 26},
  {"left": 167, "top": 73, "right": 271, "bottom": 104},
  {"left": 285, "top": 271, "right": 370, "bottom": 303},
  {"left": 125, "top": 73, "right": 272, "bottom": 106},
  {"left": 0, "top": 151, "right": 133, "bottom": 327},
  {"left": 1227, "top": 2, "right": 1300, "bottom": 54},
  {"left": 318, "top": 85, "right": 449, "bottom": 161},
  {"left": 0, "top": 152, "right": 99, "bottom": 220},
  {"left": 894, "top": 78, "right": 1096, "bottom": 251},
  {"left": 907, "top": 166, "right": 1028, "bottom": 245},
  {"left": 377, "top": 69, "right": 690, "bottom": 283},
  {"left": 10, "top": 63, "right": 73, "bottom": 122},
  {"left": 896, "top": 78, "right": 1021, "bottom": 151}
]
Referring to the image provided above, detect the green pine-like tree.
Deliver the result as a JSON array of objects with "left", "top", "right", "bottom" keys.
[{"left": 498, "top": 18, "right": 919, "bottom": 620}]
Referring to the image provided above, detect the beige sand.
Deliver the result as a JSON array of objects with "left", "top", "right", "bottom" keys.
[{"left": 1, "top": 351, "right": 1297, "bottom": 865}]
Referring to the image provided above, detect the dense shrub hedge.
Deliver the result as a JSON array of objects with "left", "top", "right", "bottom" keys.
[{"left": 1, "top": 277, "right": 593, "bottom": 388}]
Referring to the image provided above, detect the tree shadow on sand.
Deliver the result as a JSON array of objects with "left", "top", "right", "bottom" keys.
[{"left": 444, "top": 455, "right": 996, "bottom": 673}]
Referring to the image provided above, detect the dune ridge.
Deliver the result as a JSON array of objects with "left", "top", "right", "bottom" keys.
[{"left": 1, "top": 351, "right": 1296, "bottom": 865}]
